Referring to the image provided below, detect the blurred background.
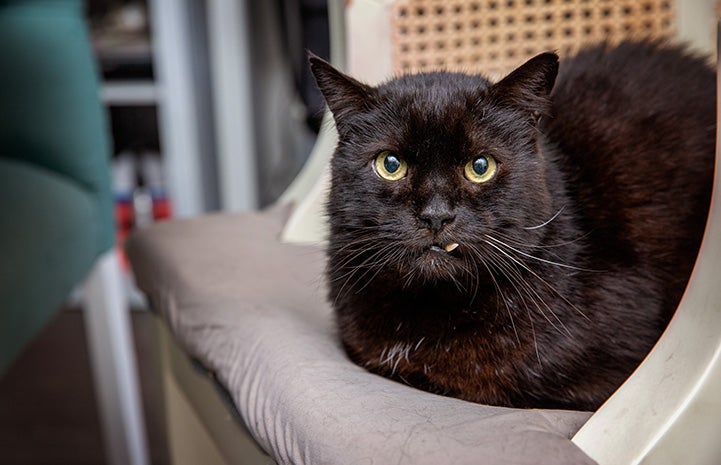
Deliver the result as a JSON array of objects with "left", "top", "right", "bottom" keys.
[{"left": 0, "top": 0, "right": 329, "bottom": 463}]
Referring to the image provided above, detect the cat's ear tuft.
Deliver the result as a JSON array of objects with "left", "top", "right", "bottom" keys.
[
  {"left": 308, "top": 52, "right": 376, "bottom": 124},
  {"left": 490, "top": 52, "right": 559, "bottom": 119}
]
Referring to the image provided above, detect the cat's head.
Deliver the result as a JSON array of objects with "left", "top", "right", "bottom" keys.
[{"left": 311, "top": 53, "right": 560, "bottom": 288}]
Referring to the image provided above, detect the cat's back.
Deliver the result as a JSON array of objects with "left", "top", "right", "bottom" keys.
[
  {"left": 547, "top": 41, "right": 714, "bottom": 167},
  {"left": 544, "top": 41, "right": 715, "bottom": 316},
  {"left": 546, "top": 40, "right": 715, "bottom": 209},
  {"left": 550, "top": 40, "right": 715, "bottom": 128}
]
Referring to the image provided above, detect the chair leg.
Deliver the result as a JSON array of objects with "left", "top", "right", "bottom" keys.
[{"left": 82, "top": 250, "right": 150, "bottom": 465}]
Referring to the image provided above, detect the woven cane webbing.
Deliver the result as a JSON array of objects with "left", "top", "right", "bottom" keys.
[{"left": 391, "top": 0, "right": 676, "bottom": 78}]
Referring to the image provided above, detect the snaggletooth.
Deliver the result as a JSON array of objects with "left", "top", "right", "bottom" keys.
[{"left": 444, "top": 242, "right": 459, "bottom": 252}]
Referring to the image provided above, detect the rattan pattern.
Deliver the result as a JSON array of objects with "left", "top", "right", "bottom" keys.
[{"left": 390, "top": 0, "right": 676, "bottom": 78}]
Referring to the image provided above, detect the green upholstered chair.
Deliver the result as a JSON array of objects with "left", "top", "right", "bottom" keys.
[{"left": 0, "top": 2, "right": 149, "bottom": 464}]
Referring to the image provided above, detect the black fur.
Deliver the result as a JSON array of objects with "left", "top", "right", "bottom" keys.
[{"left": 310, "top": 41, "right": 715, "bottom": 410}]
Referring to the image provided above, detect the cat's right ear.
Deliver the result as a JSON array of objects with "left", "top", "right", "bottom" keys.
[
  {"left": 308, "top": 52, "right": 376, "bottom": 125},
  {"left": 490, "top": 52, "right": 559, "bottom": 121}
]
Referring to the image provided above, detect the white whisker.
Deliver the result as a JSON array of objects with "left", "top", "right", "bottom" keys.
[
  {"left": 488, "top": 247, "right": 572, "bottom": 338},
  {"left": 483, "top": 238, "right": 591, "bottom": 322},
  {"left": 523, "top": 205, "right": 565, "bottom": 230},
  {"left": 485, "top": 234, "right": 600, "bottom": 273}
]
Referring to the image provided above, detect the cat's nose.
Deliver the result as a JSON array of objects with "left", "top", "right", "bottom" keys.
[{"left": 418, "top": 197, "right": 456, "bottom": 233}]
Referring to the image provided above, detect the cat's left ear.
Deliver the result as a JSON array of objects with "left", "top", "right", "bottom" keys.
[
  {"left": 490, "top": 52, "right": 559, "bottom": 121},
  {"left": 308, "top": 52, "right": 377, "bottom": 127}
]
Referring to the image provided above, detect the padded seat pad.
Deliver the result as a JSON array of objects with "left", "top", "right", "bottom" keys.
[{"left": 126, "top": 205, "right": 595, "bottom": 465}]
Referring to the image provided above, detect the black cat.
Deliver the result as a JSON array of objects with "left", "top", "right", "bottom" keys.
[{"left": 310, "top": 41, "right": 715, "bottom": 410}]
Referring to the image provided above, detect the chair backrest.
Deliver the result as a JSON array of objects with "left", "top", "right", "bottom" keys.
[
  {"left": 281, "top": 1, "right": 721, "bottom": 463},
  {"left": 0, "top": 0, "right": 114, "bottom": 251},
  {"left": 390, "top": 0, "right": 676, "bottom": 78},
  {"left": 281, "top": 0, "right": 715, "bottom": 243}
]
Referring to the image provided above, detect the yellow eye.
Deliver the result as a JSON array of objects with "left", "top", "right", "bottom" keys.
[
  {"left": 374, "top": 151, "right": 408, "bottom": 181},
  {"left": 464, "top": 154, "right": 497, "bottom": 183}
]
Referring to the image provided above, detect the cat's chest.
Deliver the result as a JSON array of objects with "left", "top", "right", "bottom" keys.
[
  {"left": 358, "top": 328, "right": 530, "bottom": 403},
  {"left": 334, "top": 266, "right": 573, "bottom": 402}
]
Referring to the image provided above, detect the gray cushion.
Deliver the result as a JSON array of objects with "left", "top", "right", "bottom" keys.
[{"left": 126, "top": 205, "right": 595, "bottom": 465}]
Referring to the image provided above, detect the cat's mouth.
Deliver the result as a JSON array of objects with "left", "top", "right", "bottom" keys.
[
  {"left": 429, "top": 242, "right": 460, "bottom": 255},
  {"left": 409, "top": 242, "right": 464, "bottom": 282}
]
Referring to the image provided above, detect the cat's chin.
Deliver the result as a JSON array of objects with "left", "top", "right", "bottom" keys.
[{"left": 407, "top": 245, "right": 466, "bottom": 283}]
